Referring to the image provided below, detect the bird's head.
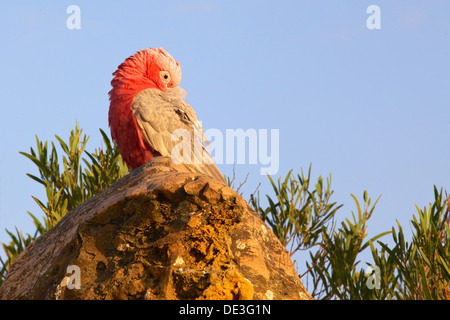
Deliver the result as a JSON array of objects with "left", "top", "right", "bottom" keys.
[
  {"left": 142, "top": 47, "right": 182, "bottom": 91},
  {"left": 111, "top": 47, "right": 182, "bottom": 95}
]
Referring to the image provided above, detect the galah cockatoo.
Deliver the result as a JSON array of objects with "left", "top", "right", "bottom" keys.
[{"left": 108, "top": 47, "right": 225, "bottom": 183}]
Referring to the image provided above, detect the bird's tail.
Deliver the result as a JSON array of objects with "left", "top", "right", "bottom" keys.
[{"left": 197, "top": 162, "right": 226, "bottom": 184}]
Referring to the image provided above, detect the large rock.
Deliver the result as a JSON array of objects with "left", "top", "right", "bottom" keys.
[{"left": 0, "top": 157, "right": 313, "bottom": 300}]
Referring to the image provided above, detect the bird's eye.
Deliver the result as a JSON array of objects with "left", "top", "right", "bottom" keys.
[{"left": 160, "top": 71, "right": 171, "bottom": 84}]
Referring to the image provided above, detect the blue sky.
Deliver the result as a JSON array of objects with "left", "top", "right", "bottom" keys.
[{"left": 1, "top": 1, "right": 449, "bottom": 274}]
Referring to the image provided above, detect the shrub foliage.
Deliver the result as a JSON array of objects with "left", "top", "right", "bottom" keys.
[{"left": 0, "top": 125, "right": 128, "bottom": 283}]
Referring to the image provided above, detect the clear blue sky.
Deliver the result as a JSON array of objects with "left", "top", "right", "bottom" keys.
[{"left": 1, "top": 1, "right": 449, "bottom": 274}]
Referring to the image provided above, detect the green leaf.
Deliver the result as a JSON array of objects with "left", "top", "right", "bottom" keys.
[
  {"left": 417, "top": 263, "right": 432, "bottom": 300},
  {"left": 55, "top": 135, "right": 69, "bottom": 155}
]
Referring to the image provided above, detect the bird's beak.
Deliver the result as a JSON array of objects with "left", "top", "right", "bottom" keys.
[{"left": 157, "top": 82, "right": 168, "bottom": 92}]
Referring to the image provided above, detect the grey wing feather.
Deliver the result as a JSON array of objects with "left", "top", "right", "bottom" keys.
[{"left": 132, "top": 88, "right": 225, "bottom": 183}]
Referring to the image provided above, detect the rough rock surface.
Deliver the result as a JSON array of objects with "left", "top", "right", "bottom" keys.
[{"left": 0, "top": 157, "right": 313, "bottom": 300}]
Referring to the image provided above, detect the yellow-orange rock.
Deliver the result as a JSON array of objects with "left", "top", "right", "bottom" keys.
[{"left": 0, "top": 157, "right": 313, "bottom": 300}]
